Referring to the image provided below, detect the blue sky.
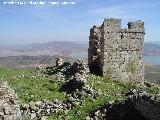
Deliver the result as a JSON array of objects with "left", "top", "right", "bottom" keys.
[{"left": 0, "top": 0, "right": 160, "bottom": 45}]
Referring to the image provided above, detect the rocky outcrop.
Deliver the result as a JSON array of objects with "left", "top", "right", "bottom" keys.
[
  {"left": 0, "top": 80, "right": 21, "bottom": 120},
  {"left": 87, "top": 99, "right": 149, "bottom": 120},
  {"left": 56, "top": 57, "right": 63, "bottom": 67},
  {"left": 131, "top": 90, "right": 160, "bottom": 120},
  {"left": 87, "top": 88, "right": 160, "bottom": 120},
  {"left": 60, "top": 59, "right": 89, "bottom": 93}
]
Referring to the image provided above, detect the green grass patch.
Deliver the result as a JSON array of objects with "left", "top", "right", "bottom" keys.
[{"left": 0, "top": 67, "right": 65, "bottom": 103}]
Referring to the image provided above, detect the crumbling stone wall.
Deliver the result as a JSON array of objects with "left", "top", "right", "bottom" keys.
[
  {"left": 88, "top": 92, "right": 160, "bottom": 120},
  {"left": 88, "top": 18, "right": 145, "bottom": 83},
  {"left": 88, "top": 26, "right": 102, "bottom": 75},
  {"left": 0, "top": 80, "right": 21, "bottom": 120}
]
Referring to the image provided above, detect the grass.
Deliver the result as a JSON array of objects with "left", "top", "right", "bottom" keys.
[
  {"left": 87, "top": 75, "right": 131, "bottom": 94},
  {"left": 0, "top": 67, "right": 65, "bottom": 103}
]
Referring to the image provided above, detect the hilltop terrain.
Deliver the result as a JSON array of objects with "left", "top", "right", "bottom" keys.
[
  {"left": 0, "top": 59, "right": 160, "bottom": 120},
  {"left": 0, "top": 41, "right": 160, "bottom": 119}
]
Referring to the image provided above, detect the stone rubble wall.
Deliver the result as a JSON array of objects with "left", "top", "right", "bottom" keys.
[
  {"left": 88, "top": 26, "right": 101, "bottom": 66},
  {"left": 87, "top": 91, "right": 160, "bottom": 120},
  {"left": 88, "top": 26, "right": 102, "bottom": 75},
  {"left": 0, "top": 80, "right": 21, "bottom": 120}
]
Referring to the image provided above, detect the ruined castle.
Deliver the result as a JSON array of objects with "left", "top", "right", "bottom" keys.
[{"left": 88, "top": 18, "right": 145, "bottom": 83}]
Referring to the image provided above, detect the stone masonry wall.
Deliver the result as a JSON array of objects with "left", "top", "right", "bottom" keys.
[
  {"left": 88, "top": 26, "right": 102, "bottom": 75},
  {"left": 88, "top": 18, "right": 145, "bottom": 83}
]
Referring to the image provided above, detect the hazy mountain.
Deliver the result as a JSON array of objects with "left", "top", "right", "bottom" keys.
[
  {"left": 143, "top": 43, "right": 160, "bottom": 56},
  {"left": 0, "top": 41, "right": 160, "bottom": 58},
  {"left": 145, "top": 41, "right": 160, "bottom": 44},
  {"left": 0, "top": 41, "right": 87, "bottom": 50},
  {"left": 0, "top": 41, "right": 88, "bottom": 58},
  {"left": 0, "top": 55, "right": 76, "bottom": 68}
]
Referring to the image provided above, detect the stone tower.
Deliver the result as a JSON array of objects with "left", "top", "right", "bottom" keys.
[{"left": 88, "top": 18, "right": 145, "bottom": 83}]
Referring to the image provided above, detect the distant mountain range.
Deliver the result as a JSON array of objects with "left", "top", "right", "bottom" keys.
[
  {"left": 0, "top": 41, "right": 88, "bottom": 58},
  {"left": 145, "top": 41, "right": 160, "bottom": 44},
  {"left": 0, "top": 55, "right": 76, "bottom": 68},
  {"left": 143, "top": 42, "right": 160, "bottom": 56},
  {"left": 0, "top": 41, "right": 160, "bottom": 58}
]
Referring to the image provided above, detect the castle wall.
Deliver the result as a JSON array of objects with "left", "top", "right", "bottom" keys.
[
  {"left": 88, "top": 18, "right": 145, "bottom": 83},
  {"left": 100, "top": 19, "right": 122, "bottom": 79},
  {"left": 88, "top": 26, "right": 102, "bottom": 75}
]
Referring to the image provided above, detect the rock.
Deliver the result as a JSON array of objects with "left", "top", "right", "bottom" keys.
[
  {"left": 40, "top": 103, "right": 46, "bottom": 109},
  {"left": 3, "top": 115, "right": 13, "bottom": 120},
  {"left": 40, "top": 109, "right": 46, "bottom": 116},
  {"left": 101, "top": 108, "right": 107, "bottom": 113},
  {"left": 36, "top": 112, "right": 41, "bottom": 118},
  {"left": 62, "top": 103, "right": 67, "bottom": 110},
  {"left": 15, "top": 109, "right": 21, "bottom": 118},
  {"left": 94, "top": 110, "right": 100, "bottom": 117},
  {"left": 108, "top": 101, "right": 114, "bottom": 104},
  {"left": 53, "top": 109, "right": 58, "bottom": 114},
  {"left": 29, "top": 101, "right": 36, "bottom": 110},
  {"left": 35, "top": 101, "right": 42, "bottom": 107},
  {"left": 66, "top": 103, "right": 72, "bottom": 109},
  {"left": 47, "top": 102, "right": 53, "bottom": 106},
  {"left": 89, "top": 118, "right": 94, "bottom": 120},
  {"left": 22, "top": 110, "right": 28, "bottom": 115},
  {"left": 93, "top": 116, "right": 98, "bottom": 120},
  {"left": 56, "top": 58, "right": 63, "bottom": 67},
  {"left": 0, "top": 112, "right": 4, "bottom": 117},
  {"left": 86, "top": 116, "right": 91, "bottom": 120},
  {"left": 41, "top": 116, "right": 47, "bottom": 120},
  {"left": 68, "top": 96, "right": 76, "bottom": 102},
  {"left": 72, "top": 101, "right": 79, "bottom": 107},
  {"left": 54, "top": 99, "right": 59, "bottom": 104},
  {"left": 30, "top": 113, "right": 36, "bottom": 119},
  {"left": 46, "top": 108, "right": 50, "bottom": 114},
  {"left": 50, "top": 108, "right": 55, "bottom": 113},
  {"left": 3, "top": 106, "right": 11, "bottom": 115},
  {"left": 21, "top": 103, "right": 29, "bottom": 110},
  {"left": 54, "top": 104, "right": 60, "bottom": 109}
]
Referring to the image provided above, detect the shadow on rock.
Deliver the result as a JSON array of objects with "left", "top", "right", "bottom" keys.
[
  {"left": 60, "top": 73, "right": 87, "bottom": 93},
  {"left": 89, "top": 99, "right": 149, "bottom": 120}
]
